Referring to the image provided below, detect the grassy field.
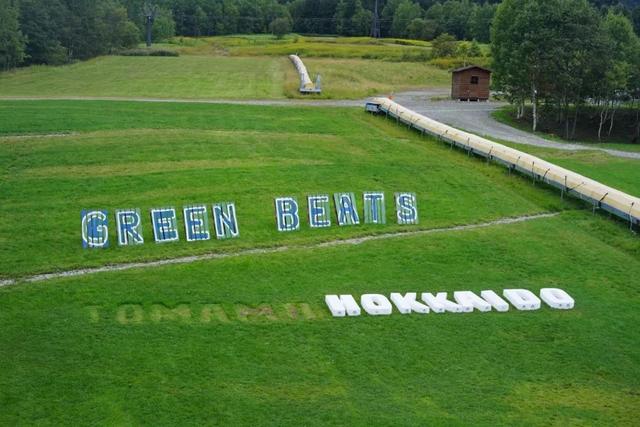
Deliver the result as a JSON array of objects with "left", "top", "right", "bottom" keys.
[
  {"left": 1, "top": 211, "right": 639, "bottom": 425},
  {"left": 1, "top": 100, "right": 639, "bottom": 424},
  {"left": 0, "top": 55, "right": 448, "bottom": 100},
  {"left": 0, "top": 35, "right": 451, "bottom": 100},
  {"left": 206, "top": 35, "right": 434, "bottom": 60},
  {"left": 283, "top": 57, "right": 449, "bottom": 98},
  {"left": 0, "top": 100, "right": 569, "bottom": 279},
  {"left": 0, "top": 56, "right": 287, "bottom": 100}
]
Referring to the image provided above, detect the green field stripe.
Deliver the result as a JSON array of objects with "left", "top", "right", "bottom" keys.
[{"left": 0, "top": 212, "right": 560, "bottom": 287}]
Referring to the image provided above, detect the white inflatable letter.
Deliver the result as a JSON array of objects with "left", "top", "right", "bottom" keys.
[
  {"left": 503, "top": 289, "right": 541, "bottom": 311},
  {"left": 422, "top": 292, "right": 465, "bottom": 313},
  {"left": 421, "top": 292, "right": 444, "bottom": 313},
  {"left": 325, "top": 295, "right": 361, "bottom": 317},
  {"left": 361, "top": 294, "right": 393, "bottom": 315},
  {"left": 480, "top": 290, "right": 509, "bottom": 312},
  {"left": 540, "top": 288, "right": 574, "bottom": 309},
  {"left": 390, "top": 292, "right": 430, "bottom": 314},
  {"left": 454, "top": 291, "right": 491, "bottom": 312}
]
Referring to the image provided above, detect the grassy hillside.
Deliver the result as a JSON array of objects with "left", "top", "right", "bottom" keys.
[
  {"left": 1, "top": 100, "right": 639, "bottom": 424},
  {"left": 207, "top": 35, "right": 433, "bottom": 60},
  {"left": 0, "top": 56, "right": 287, "bottom": 100},
  {"left": 0, "top": 56, "right": 449, "bottom": 101},
  {"left": 0, "top": 35, "right": 450, "bottom": 100},
  {"left": 283, "top": 57, "right": 449, "bottom": 99},
  {"left": 0, "top": 100, "right": 568, "bottom": 278}
]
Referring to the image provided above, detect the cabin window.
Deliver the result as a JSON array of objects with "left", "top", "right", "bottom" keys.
[{"left": 470, "top": 75, "right": 479, "bottom": 85}]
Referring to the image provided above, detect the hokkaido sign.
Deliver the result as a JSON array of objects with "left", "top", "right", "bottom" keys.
[
  {"left": 81, "top": 191, "right": 418, "bottom": 248},
  {"left": 325, "top": 288, "right": 575, "bottom": 317}
]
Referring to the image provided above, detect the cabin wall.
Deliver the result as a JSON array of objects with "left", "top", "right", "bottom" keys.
[{"left": 451, "top": 69, "right": 490, "bottom": 101}]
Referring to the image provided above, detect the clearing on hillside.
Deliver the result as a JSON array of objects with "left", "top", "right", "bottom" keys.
[
  {"left": 0, "top": 36, "right": 450, "bottom": 100},
  {"left": 0, "top": 100, "right": 638, "bottom": 425}
]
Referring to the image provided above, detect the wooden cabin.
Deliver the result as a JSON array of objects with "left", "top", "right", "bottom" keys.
[{"left": 451, "top": 65, "right": 491, "bottom": 101}]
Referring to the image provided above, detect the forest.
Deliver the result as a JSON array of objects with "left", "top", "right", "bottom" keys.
[
  {"left": 1, "top": 0, "right": 639, "bottom": 69},
  {"left": 1, "top": 0, "right": 639, "bottom": 142}
]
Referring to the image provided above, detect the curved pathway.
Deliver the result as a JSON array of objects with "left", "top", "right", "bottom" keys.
[{"left": 391, "top": 91, "right": 640, "bottom": 160}]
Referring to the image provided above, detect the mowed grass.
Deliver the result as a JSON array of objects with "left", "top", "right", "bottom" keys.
[
  {"left": 0, "top": 56, "right": 287, "bottom": 99},
  {"left": 1, "top": 100, "right": 639, "bottom": 424},
  {"left": 0, "top": 35, "right": 450, "bottom": 100},
  {"left": 0, "top": 55, "right": 448, "bottom": 100},
  {"left": 0, "top": 211, "right": 639, "bottom": 425},
  {"left": 0, "top": 100, "right": 576, "bottom": 279},
  {"left": 284, "top": 58, "right": 449, "bottom": 99}
]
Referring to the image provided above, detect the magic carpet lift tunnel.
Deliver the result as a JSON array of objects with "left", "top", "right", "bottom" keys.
[{"left": 366, "top": 97, "right": 640, "bottom": 231}]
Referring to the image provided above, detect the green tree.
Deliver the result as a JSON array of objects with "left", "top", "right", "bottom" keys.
[
  {"left": 152, "top": 8, "right": 176, "bottom": 42},
  {"left": 431, "top": 32, "right": 457, "bottom": 57},
  {"left": 440, "top": 0, "right": 473, "bottom": 40},
  {"left": 381, "top": 0, "right": 405, "bottom": 37},
  {"left": 425, "top": 2, "right": 445, "bottom": 36},
  {"left": 469, "top": 2, "right": 496, "bottom": 43},
  {"left": 633, "top": 6, "right": 640, "bottom": 36},
  {"left": 407, "top": 18, "right": 437, "bottom": 40},
  {"left": 18, "top": 0, "right": 68, "bottom": 65},
  {"left": 0, "top": 0, "right": 26, "bottom": 70},
  {"left": 468, "top": 39, "right": 481, "bottom": 56},
  {"left": 598, "top": 11, "right": 640, "bottom": 138},
  {"left": 335, "top": 0, "right": 371, "bottom": 36},
  {"left": 269, "top": 17, "right": 292, "bottom": 39},
  {"left": 391, "top": 1, "right": 423, "bottom": 38},
  {"left": 492, "top": 0, "right": 611, "bottom": 135}
]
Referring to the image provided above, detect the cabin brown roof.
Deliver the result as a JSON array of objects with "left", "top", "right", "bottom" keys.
[{"left": 451, "top": 65, "right": 492, "bottom": 73}]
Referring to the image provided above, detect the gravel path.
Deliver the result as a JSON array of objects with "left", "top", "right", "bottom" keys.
[
  {"left": 391, "top": 91, "right": 640, "bottom": 160},
  {"left": 0, "top": 95, "right": 362, "bottom": 108},
  {"left": 0, "top": 212, "right": 558, "bottom": 287}
]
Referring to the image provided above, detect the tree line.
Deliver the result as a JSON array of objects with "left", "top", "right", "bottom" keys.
[
  {"left": 1, "top": 0, "right": 640, "bottom": 71},
  {"left": 492, "top": 0, "right": 640, "bottom": 140}
]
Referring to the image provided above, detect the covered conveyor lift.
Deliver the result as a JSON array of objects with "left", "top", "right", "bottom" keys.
[
  {"left": 366, "top": 97, "right": 640, "bottom": 231},
  {"left": 289, "top": 54, "right": 321, "bottom": 94}
]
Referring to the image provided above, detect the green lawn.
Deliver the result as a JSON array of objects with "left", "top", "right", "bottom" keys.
[
  {"left": 0, "top": 211, "right": 638, "bottom": 425},
  {"left": 0, "top": 56, "right": 287, "bottom": 100},
  {"left": 1, "top": 100, "right": 639, "bottom": 425},
  {"left": 0, "top": 100, "right": 570, "bottom": 279}
]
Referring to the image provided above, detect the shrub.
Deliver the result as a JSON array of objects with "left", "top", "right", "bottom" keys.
[{"left": 118, "top": 48, "right": 179, "bottom": 57}]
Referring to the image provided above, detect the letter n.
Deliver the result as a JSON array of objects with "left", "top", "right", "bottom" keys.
[{"left": 212, "top": 202, "right": 239, "bottom": 239}]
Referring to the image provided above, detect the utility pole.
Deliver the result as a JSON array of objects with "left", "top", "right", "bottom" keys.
[
  {"left": 143, "top": 2, "right": 158, "bottom": 47},
  {"left": 371, "top": 0, "right": 381, "bottom": 38}
]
